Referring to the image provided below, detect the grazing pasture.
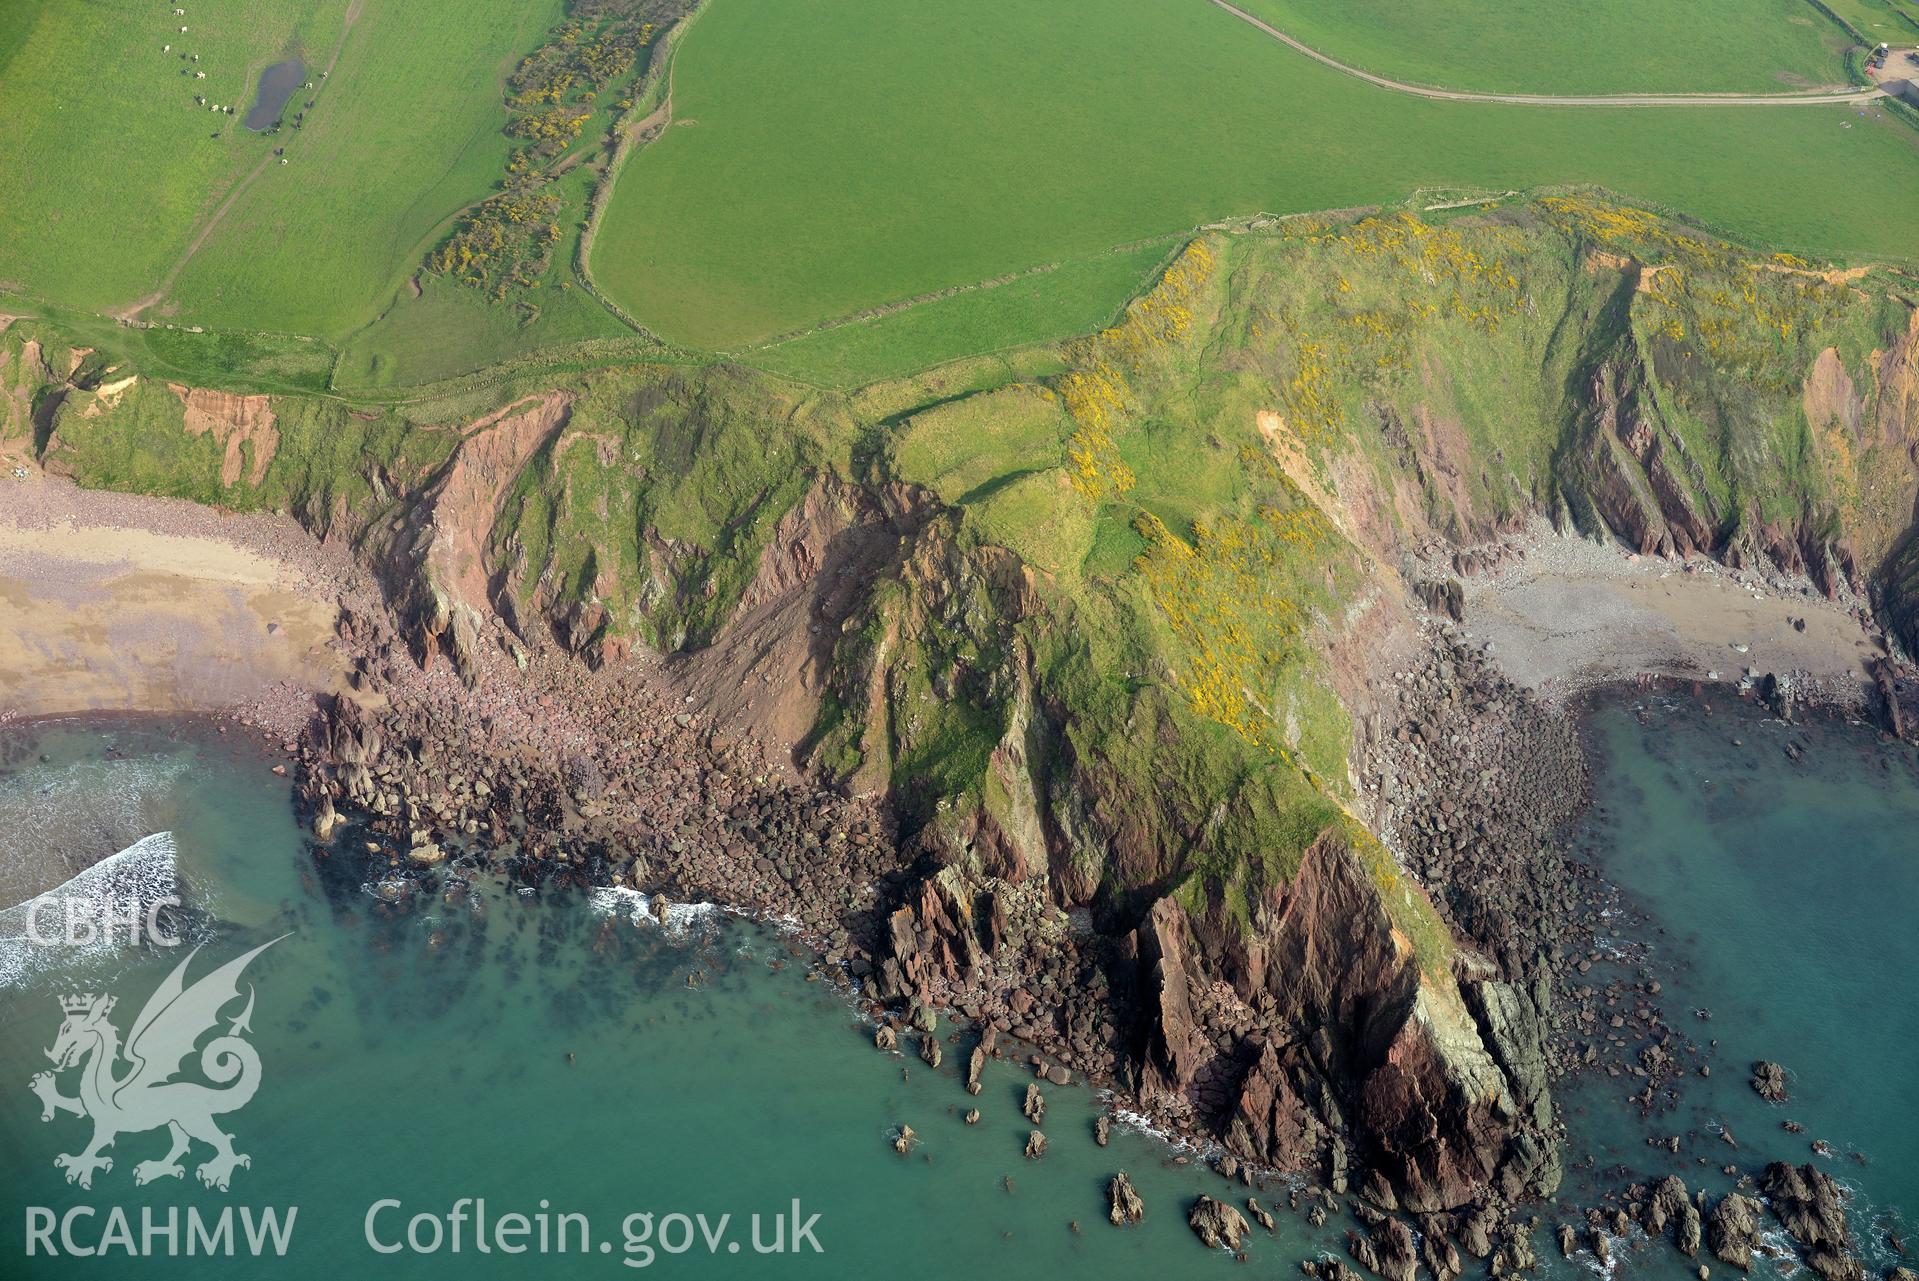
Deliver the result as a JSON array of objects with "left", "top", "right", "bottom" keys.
[
  {"left": 0, "top": 0, "right": 351, "bottom": 312},
  {"left": 163, "top": 0, "right": 568, "bottom": 337},
  {"left": 332, "top": 162, "right": 634, "bottom": 390},
  {"left": 590, "top": 0, "right": 1919, "bottom": 358},
  {"left": 745, "top": 244, "right": 1176, "bottom": 389},
  {"left": 1817, "top": 0, "right": 1919, "bottom": 40},
  {"left": 1233, "top": 0, "right": 1858, "bottom": 96},
  {"left": 0, "top": 0, "right": 571, "bottom": 342},
  {"left": 3, "top": 0, "right": 1917, "bottom": 394}
]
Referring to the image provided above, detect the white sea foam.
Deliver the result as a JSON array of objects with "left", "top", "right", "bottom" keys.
[
  {"left": 0, "top": 751, "right": 190, "bottom": 884},
  {"left": 361, "top": 878, "right": 411, "bottom": 902},
  {"left": 588, "top": 885, "right": 722, "bottom": 940},
  {"left": 1108, "top": 1106, "right": 1222, "bottom": 1160},
  {"left": 1578, "top": 1222, "right": 1648, "bottom": 1279},
  {"left": 1755, "top": 1222, "right": 1799, "bottom": 1267},
  {"left": 0, "top": 832, "right": 188, "bottom": 989}
]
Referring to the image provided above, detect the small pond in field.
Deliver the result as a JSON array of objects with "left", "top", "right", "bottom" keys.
[{"left": 243, "top": 59, "right": 305, "bottom": 131}]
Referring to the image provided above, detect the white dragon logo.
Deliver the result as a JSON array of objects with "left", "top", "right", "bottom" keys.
[{"left": 28, "top": 936, "right": 283, "bottom": 1191}]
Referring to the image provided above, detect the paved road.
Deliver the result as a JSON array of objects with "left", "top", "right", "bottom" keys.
[{"left": 1208, "top": 0, "right": 1892, "bottom": 106}]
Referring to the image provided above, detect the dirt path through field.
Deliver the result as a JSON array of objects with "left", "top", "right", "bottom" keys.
[{"left": 1208, "top": 0, "right": 1891, "bottom": 105}]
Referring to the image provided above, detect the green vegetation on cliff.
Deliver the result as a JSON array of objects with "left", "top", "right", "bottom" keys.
[
  {"left": 489, "top": 364, "right": 854, "bottom": 650},
  {"left": 2, "top": 319, "right": 452, "bottom": 532},
  {"left": 41, "top": 374, "right": 451, "bottom": 535},
  {"left": 782, "top": 200, "right": 1919, "bottom": 953},
  {"left": 16, "top": 197, "right": 1919, "bottom": 967}
]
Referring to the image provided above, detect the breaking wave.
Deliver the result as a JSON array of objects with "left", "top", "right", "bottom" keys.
[
  {"left": 588, "top": 885, "right": 722, "bottom": 940},
  {"left": 0, "top": 750, "right": 190, "bottom": 895},
  {"left": 0, "top": 832, "right": 199, "bottom": 989}
]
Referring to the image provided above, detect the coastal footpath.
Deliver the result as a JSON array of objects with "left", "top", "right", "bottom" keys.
[{"left": 5, "top": 195, "right": 1919, "bottom": 1271}]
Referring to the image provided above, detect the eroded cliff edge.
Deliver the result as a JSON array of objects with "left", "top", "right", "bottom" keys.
[{"left": 8, "top": 195, "right": 1919, "bottom": 1218}]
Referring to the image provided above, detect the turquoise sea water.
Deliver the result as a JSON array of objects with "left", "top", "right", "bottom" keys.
[
  {"left": 0, "top": 703, "right": 1913, "bottom": 1278},
  {"left": 0, "top": 720, "right": 1340, "bottom": 1279},
  {"left": 1552, "top": 694, "right": 1919, "bottom": 1277}
]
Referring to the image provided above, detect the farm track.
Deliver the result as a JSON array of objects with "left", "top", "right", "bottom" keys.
[{"left": 1208, "top": 0, "right": 1892, "bottom": 106}]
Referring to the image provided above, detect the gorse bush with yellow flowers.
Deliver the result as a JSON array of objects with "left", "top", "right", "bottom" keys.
[
  {"left": 1238, "top": 213, "right": 1532, "bottom": 448},
  {"left": 1057, "top": 240, "right": 1216, "bottom": 499},
  {"left": 1133, "top": 478, "right": 1338, "bottom": 754},
  {"left": 428, "top": 0, "right": 685, "bottom": 304}
]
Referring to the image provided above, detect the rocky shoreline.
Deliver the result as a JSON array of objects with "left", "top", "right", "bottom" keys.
[
  {"left": 6, "top": 185, "right": 1919, "bottom": 1276},
  {"left": 8, "top": 482, "right": 1913, "bottom": 1278},
  {"left": 227, "top": 539, "right": 1902, "bottom": 1279}
]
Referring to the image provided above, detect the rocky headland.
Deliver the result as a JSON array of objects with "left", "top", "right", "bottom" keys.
[{"left": 5, "top": 195, "right": 1919, "bottom": 1278}]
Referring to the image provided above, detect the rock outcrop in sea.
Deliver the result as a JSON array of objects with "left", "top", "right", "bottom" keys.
[
  {"left": 1761, "top": 1162, "right": 1864, "bottom": 1281},
  {"left": 1107, "top": 1171, "right": 1144, "bottom": 1227},
  {"left": 1708, "top": 1192, "right": 1764, "bottom": 1269},
  {"left": 1750, "top": 1060, "right": 1790, "bottom": 1103},
  {"left": 1186, "top": 1195, "right": 1249, "bottom": 1251}
]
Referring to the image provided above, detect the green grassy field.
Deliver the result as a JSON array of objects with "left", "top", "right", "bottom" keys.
[
  {"left": 744, "top": 244, "right": 1176, "bottom": 388},
  {"left": 0, "top": 0, "right": 573, "bottom": 344},
  {"left": 159, "top": 0, "right": 567, "bottom": 338},
  {"left": 1234, "top": 0, "right": 1857, "bottom": 95},
  {"left": 0, "top": 0, "right": 351, "bottom": 312},
  {"left": 6, "top": 0, "right": 1919, "bottom": 396},
  {"left": 1817, "top": 0, "right": 1919, "bottom": 40},
  {"left": 333, "top": 164, "right": 635, "bottom": 390},
  {"left": 590, "top": 0, "right": 1919, "bottom": 359}
]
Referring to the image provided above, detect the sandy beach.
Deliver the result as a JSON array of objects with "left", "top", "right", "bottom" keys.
[{"left": 0, "top": 470, "right": 353, "bottom": 720}]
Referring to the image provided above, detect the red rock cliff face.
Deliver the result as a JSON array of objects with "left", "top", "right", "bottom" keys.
[
  {"left": 1560, "top": 317, "right": 1919, "bottom": 606},
  {"left": 1137, "top": 834, "right": 1558, "bottom": 1213}
]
